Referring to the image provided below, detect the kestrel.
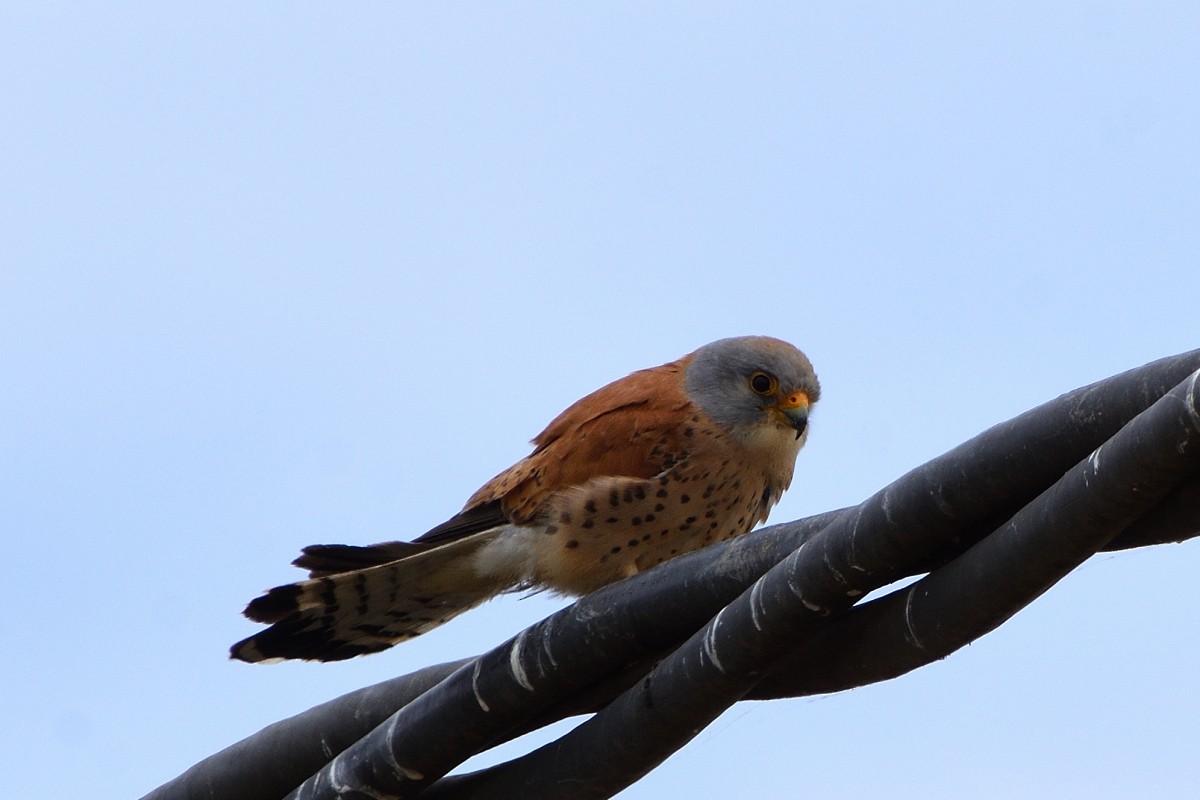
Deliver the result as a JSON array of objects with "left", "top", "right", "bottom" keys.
[{"left": 231, "top": 336, "right": 819, "bottom": 663}]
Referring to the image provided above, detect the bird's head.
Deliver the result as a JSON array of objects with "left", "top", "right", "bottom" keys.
[{"left": 683, "top": 336, "right": 820, "bottom": 446}]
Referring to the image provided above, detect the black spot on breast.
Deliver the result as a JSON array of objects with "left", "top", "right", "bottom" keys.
[
  {"left": 609, "top": 489, "right": 621, "bottom": 507},
  {"left": 585, "top": 500, "right": 597, "bottom": 513},
  {"left": 654, "top": 503, "right": 665, "bottom": 512},
  {"left": 560, "top": 511, "right": 572, "bottom": 524},
  {"left": 680, "top": 494, "right": 691, "bottom": 503},
  {"left": 623, "top": 487, "right": 635, "bottom": 503},
  {"left": 627, "top": 539, "right": 639, "bottom": 547},
  {"left": 565, "top": 540, "right": 579, "bottom": 549},
  {"left": 610, "top": 546, "right": 622, "bottom": 554},
  {"left": 582, "top": 519, "right": 595, "bottom": 529},
  {"left": 606, "top": 517, "right": 619, "bottom": 524}
]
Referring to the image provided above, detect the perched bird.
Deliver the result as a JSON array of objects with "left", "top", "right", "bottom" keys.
[{"left": 231, "top": 336, "right": 819, "bottom": 663}]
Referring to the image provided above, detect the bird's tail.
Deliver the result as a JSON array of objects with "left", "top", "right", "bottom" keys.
[{"left": 230, "top": 528, "right": 513, "bottom": 663}]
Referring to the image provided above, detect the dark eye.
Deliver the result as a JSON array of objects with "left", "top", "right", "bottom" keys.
[{"left": 749, "top": 371, "right": 777, "bottom": 396}]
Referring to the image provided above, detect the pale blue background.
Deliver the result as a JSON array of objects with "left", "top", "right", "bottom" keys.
[{"left": 3, "top": 4, "right": 1198, "bottom": 798}]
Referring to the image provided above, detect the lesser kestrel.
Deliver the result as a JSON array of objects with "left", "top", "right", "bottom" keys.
[{"left": 231, "top": 336, "right": 819, "bottom": 662}]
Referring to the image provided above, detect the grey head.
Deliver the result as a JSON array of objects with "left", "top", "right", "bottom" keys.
[{"left": 683, "top": 336, "right": 820, "bottom": 442}]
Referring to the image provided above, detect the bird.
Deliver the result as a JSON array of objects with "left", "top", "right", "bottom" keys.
[{"left": 231, "top": 335, "right": 819, "bottom": 663}]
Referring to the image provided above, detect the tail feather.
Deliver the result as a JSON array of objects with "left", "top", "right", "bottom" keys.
[
  {"left": 231, "top": 529, "right": 509, "bottom": 663},
  {"left": 291, "top": 541, "right": 432, "bottom": 577}
]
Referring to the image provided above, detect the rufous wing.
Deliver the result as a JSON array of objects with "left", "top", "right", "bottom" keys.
[{"left": 464, "top": 357, "right": 699, "bottom": 525}]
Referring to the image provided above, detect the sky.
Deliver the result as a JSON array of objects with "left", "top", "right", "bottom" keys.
[{"left": 3, "top": 3, "right": 1198, "bottom": 798}]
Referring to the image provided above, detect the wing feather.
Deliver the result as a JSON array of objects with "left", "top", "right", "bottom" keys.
[{"left": 465, "top": 357, "right": 698, "bottom": 523}]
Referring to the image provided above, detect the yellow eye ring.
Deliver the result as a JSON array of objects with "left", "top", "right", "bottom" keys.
[{"left": 749, "top": 371, "right": 777, "bottom": 396}]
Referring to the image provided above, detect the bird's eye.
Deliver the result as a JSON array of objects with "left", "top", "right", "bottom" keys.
[{"left": 749, "top": 371, "right": 777, "bottom": 396}]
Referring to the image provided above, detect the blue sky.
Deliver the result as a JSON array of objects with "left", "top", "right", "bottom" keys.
[{"left": 3, "top": 4, "right": 1198, "bottom": 798}]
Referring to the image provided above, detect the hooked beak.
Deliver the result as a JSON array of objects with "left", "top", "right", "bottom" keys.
[{"left": 774, "top": 391, "right": 811, "bottom": 439}]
